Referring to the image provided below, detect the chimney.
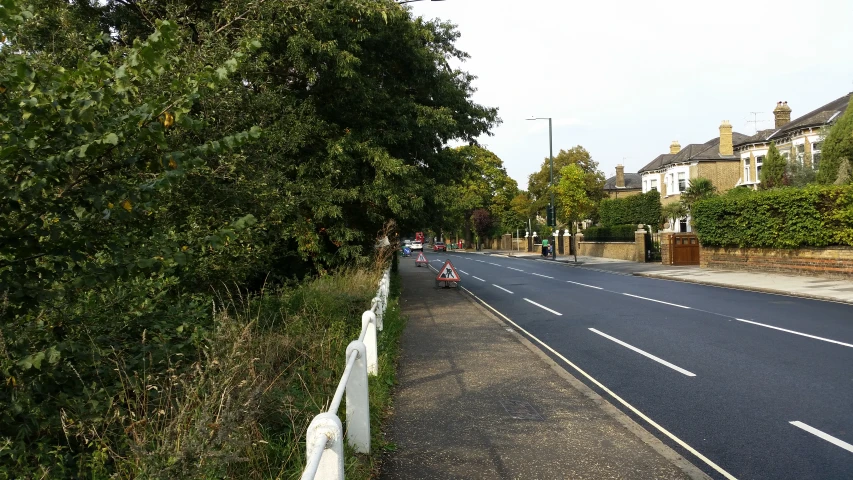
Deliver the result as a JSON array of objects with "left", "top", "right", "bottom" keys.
[
  {"left": 773, "top": 101, "right": 792, "bottom": 128},
  {"left": 719, "top": 120, "right": 733, "bottom": 156},
  {"left": 670, "top": 141, "right": 681, "bottom": 154},
  {"left": 616, "top": 164, "right": 625, "bottom": 188}
]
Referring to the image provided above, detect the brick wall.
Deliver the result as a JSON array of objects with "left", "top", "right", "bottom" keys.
[
  {"left": 660, "top": 232, "right": 673, "bottom": 265},
  {"left": 578, "top": 241, "right": 641, "bottom": 262},
  {"left": 698, "top": 161, "right": 741, "bottom": 192},
  {"left": 701, "top": 246, "right": 853, "bottom": 279}
]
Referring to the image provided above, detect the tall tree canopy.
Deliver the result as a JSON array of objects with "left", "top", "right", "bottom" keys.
[
  {"left": 527, "top": 146, "right": 605, "bottom": 221},
  {"left": 0, "top": 0, "right": 499, "bottom": 474},
  {"left": 817, "top": 97, "right": 853, "bottom": 184}
]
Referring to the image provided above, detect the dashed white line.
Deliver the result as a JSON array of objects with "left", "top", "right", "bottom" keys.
[
  {"left": 475, "top": 260, "right": 486, "bottom": 263},
  {"left": 471, "top": 276, "right": 485, "bottom": 282},
  {"left": 458, "top": 269, "right": 469, "bottom": 275},
  {"left": 531, "top": 273, "right": 554, "bottom": 279},
  {"left": 566, "top": 280, "right": 603, "bottom": 290},
  {"left": 588, "top": 328, "right": 696, "bottom": 377},
  {"left": 790, "top": 421, "right": 853, "bottom": 453},
  {"left": 488, "top": 262, "right": 501, "bottom": 266},
  {"left": 523, "top": 298, "right": 562, "bottom": 316},
  {"left": 507, "top": 267, "right": 525, "bottom": 272},
  {"left": 623, "top": 293, "right": 691, "bottom": 309},
  {"left": 736, "top": 319, "right": 853, "bottom": 349},
  {"left": 459, "top": 286, "right": 738, "bottom": 480},
  {"left": 493, "top": 284, "right": 514, "bottom": 294}
]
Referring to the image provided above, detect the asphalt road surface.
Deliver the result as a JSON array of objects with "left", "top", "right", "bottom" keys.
[{"left": 421, "top": 251, "right": 853, "bottom": 480}]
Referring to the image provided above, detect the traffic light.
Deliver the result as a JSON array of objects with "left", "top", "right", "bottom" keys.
[{"left": 547, "top": 204, "right": 556, "bottom": 227}]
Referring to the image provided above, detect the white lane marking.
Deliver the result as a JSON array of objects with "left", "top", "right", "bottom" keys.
[
  {"left": 458, "top": 269, "right": 469, "bottom": 275},
  {"left": 460, "top": 287, "right": 738, "bottom": 480},
  {"left": 623, "top": 293, "right": 691, "bottom": 309},
  {"left": 531, "top": 273, "right": 554, "bottom": 279},
  {"left": 475, "top": 260, "right": 486, "bottom": 263},
  {"left": 507, "top": 267, "right": 525, "bottom": 272},
  {"left": 566, "top": 280, "right": 603, "bottom": 290},
  {"left": 523, "top": 298, "right": 562, "bottom": 316},
  {"left": 493, "top": 284, "right": 514, "bottom": 294},
  {"left": 588, "top": 328, "right": 697, "bottom": 377},
  {"left": 790, "top": 421, "right": 853, "bottom": 453},
  {"left": 736, "top": 318, "right": 853, "bottom": 349},
  {"left": 488, "top": 262, "right": 501, "bottom": 266},
  {"left": 471, "top": 276, "right": 485, "bottom": 282}
]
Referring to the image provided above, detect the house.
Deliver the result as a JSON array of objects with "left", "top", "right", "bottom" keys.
[
  {"left": 734, "top": 93, "right": 853, "bottom": 188},
  {"left": 603, "top": 164, "right": 642, "bottom": 199},
  {"left": 637, "top": 122, "right": 750, "bottom": 231}
]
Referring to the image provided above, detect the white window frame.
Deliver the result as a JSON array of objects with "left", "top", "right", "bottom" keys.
[
  {"left": 796, "top": 144, "right": 805, "bottom": 165},
  {"left": 755, "top": 155, "right": 765, "bottom": 181},
  {"left": 743, "top": 157, "right": 751, "bottom": 183},
  {"left": 650, "top": 178, "right": 658, "bottom": 191},
  {"left": 812, "top": 142, "right": 822, "bottom": 169},
  {"left": 677, "top": 172, "right": 686, "bottom": 192}
]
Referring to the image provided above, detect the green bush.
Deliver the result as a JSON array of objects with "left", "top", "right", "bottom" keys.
[
  {"left": 599, "top": 191, "right": 661, "bottom": 229},
  {"left": 582, "top": 224, "right": 637, "bottom": 242},
  {"left": 691, "top": 185, "right": 853, "bottom": 248}
]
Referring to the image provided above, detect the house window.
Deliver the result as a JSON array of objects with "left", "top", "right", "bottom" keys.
[
  {"left": 796, "top": 144, "right": 805, "bottom": 165},
  {"left": 643, "top": 180, "right": 648, "bottom": 192},
  {"left": 782, "top": 151, "right": 790, "bottom": 161},
  {"left": 650, "top": 179, "right": 658, "bottom": 191},
  {"left": 812, "top": 142, "right": 822, "bottom": 169},
  {"left": 743, "top": 158, "right": 751, "bottom": 182},
  {"left": 677, "top": 172, "right": 686, "bottom": 191},
  {"left": 756, "top": 155, "right": 765, "bottom": 181}
]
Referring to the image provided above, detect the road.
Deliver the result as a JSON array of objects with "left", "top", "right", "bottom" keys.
[{"left": 423, "top": 251, "right": 853, "bottom": 480}]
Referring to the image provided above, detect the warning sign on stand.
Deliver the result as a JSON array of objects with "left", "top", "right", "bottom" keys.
[
  {"left": 415, "top": 252, "right": 428, "bottom": 267},
  {"left": 435, "top": 260, "right": 461, "bottom": 288}
]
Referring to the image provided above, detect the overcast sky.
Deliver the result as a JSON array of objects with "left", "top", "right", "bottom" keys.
[{"left": 407, "top": 0, "right": 853, "bottom": 187}]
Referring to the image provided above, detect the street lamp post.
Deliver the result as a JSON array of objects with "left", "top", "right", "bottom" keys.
[{"left": 527, "top": 116, "right": 556, "bottom": 260}]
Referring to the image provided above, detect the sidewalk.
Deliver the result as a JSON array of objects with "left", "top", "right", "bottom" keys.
[
  {"left": 468, "top": 250, "right": 853, "bottom": 304},
  {"left": 380, "top": 259, "right": 710, "bottom": 480}
]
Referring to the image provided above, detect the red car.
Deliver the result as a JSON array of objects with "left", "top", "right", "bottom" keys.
[{"left": 433, "top": 242, "right": 446, "bottom": 252}]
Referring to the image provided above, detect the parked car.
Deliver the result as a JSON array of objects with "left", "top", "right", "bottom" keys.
[
  {"left": 411, "top": 241, "right": 423, "bottom": 251},
  {"left": 433, "top": 242, "right": 446, "bottom": 252}
]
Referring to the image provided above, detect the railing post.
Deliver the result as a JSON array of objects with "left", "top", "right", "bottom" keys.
[
  {"left": 372, "top": 295, "right": 384, "bottom": 331},
  {"left": 302, "top": 413, "right": 344, "bottom": 480},
  {"left": 345, "top": 341, "right": 370, "bottom": 453},
  {"left": 361, "top": 311, "right": 378, "bottom": 376}
]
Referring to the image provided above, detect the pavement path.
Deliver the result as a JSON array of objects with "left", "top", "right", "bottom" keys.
[
  {"left": 403, "top": 251, "right": 853, "bottom": 480},
  {"left": 380, "top": 258, "right": 709, "bottom": 480}
]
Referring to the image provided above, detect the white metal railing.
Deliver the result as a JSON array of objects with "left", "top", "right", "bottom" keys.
[{"left": 301, "top": 267, "right": 391, "bottom": 480}]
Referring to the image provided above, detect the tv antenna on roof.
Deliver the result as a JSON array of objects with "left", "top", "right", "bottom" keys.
[{"left": 746, "top": 112, "right": 771, "bottom": 134}]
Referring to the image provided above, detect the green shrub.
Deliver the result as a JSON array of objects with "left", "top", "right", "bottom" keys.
[
  {"left": 582, "top": 224, "right": 637, "bottom": 242},
  {"left": 599, "top": 191, "right": 661, "bottom": 229},
  {"left": 691, "top": 185, "right": 853, "bottom": 248}
]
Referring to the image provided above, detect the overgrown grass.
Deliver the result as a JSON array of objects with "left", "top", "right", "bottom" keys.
[{"left": 91, "top": 265, "right": 405, "bottom": 479}]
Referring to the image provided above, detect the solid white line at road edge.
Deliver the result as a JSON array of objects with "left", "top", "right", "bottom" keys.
[
  {"left": 623, "top": 293, "right": 691, "bottom": 309},
  {"left": 735, "top": 318, "right": 853, "bottom": 349},
  {"left": 459, "top": 286, "right": 738, "bottom": 480},
  {"left": 566, "top": 280, "right": 603, "bottom": 290},
  {"left": 523, "top": 298, "right": 562, "bottom": 316},
  {"left": 471, "top": 276, "right": 485, "bottom": 282},
  {"left": 790, "top": 421, "right": 853, "bottom": 453},
  {"left": 588, "top": 329, "right": 696, "bottom": 377},
  {"left": 493, "top": 284, "right": 514, "bottom": 294}
]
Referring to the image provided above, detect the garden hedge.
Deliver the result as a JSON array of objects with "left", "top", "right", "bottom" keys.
[
  {"left": 599, "top": 191, "right": 661, "bottom": 229},
  {"left": 691, "top": 185, "right": 853, "bottom": 248},
  {"left": 582, "top": 224, "right": 638, "bottom": 242}
]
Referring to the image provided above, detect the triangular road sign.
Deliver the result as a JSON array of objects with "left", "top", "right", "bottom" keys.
[
  {"left": 415, "top": 252, "right": 428, "bottom": 267},
  {"left": 435, "top": 260, "right": 461, "bottom": 282}
]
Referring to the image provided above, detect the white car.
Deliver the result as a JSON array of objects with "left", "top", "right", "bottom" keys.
[{"left": 411, "top": 241, "right": 423, "bottom": 251}]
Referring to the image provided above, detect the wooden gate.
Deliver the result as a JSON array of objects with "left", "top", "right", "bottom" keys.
[{"left": 670, "top": 234, "right": 700, "bottom": 265}]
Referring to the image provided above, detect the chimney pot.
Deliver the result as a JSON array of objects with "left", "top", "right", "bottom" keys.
[
  {"left": 670, "top": 140, "right": 681, "bottom": 154},
  {"left": 773, "top": 100, "right": 792, "bottom": 128}
]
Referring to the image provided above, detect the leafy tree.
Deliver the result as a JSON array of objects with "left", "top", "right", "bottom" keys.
[
  {"left": 508, "top": 192, "right": 533, "bottom": 231},
  {"left": 556, "top": 164, "right": 594, "bottom": 261},
  {"left": 681, "top": 177, "right": 717, "bottom": 214},
  {"left": 662, "top": 202, "right": 688, "bottom": 230},
  {"left": 835, "top": 158, "right": 852, "bottom": 185},
  {"left": 788, "top": 158, "right": 817, "bottom": 187},
  {"left": 471, "top": 208, "right": 494, "bottom": 241},
  {"left": 760, "top": 143, "right": 788, "bottom": 189},
  {"left": 817, "top": 96, "right": 853, "bottom": 184},
  {"left": 527, "top": 146, "right": 605, "bottom": 217}
]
